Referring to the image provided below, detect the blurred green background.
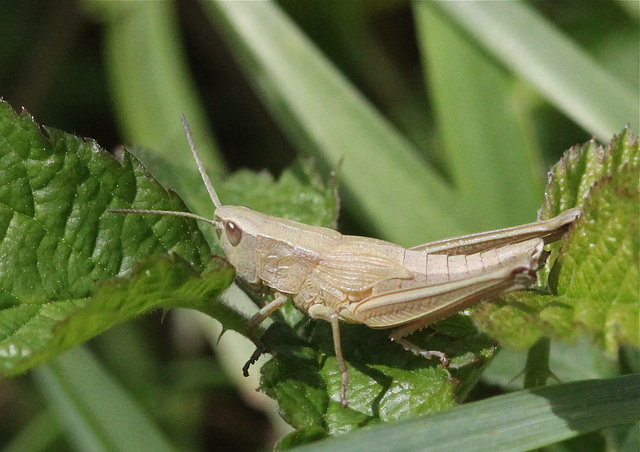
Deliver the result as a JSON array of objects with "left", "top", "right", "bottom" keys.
[{"left": 0, "top": 1, "right": 637, "bottom": 450}]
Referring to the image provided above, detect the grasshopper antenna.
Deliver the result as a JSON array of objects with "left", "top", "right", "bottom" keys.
[
  {"left": 181, "top": 114, "right": 222, "bottom": 209},
  {"left": 108, "top": 207, "right": 217, "bottom": 227},
  {"left": 108, "top": 116, "right": 222, "bottom": 226}
]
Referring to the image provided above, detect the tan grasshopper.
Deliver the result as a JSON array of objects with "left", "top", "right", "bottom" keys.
[{"left": 114, "top": 116, "right": 580, "bottom": 407}]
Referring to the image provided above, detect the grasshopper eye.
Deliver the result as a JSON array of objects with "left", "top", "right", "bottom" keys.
[{"left": 225, "top": 221, "right": 242, "bottom": 246}]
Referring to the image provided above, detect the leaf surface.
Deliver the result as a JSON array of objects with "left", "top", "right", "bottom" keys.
[{"left": 0, "top": 100, "right": 234, "bottom": 375}]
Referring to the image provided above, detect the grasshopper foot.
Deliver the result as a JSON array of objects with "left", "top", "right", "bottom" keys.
[
  {"left": 340, "top": 370, "right": 349, "bottom": 408},
  {"left": 419, "top": 349, "right": 450, "bottom": 368},
  {"left": 242, "top": 347, "right": 265, "bottom": 377},
  {"left": 394, "top": 337, "right": 450, "bottom": 368}
]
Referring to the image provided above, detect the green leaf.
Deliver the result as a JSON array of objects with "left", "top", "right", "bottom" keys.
[
  {"left": 260, "top": 315, "right": 497, "bottom": 444},
  {"left": 5, "top": 255, "right": 234, "bottom": 375},
  {"left": 540, "top": 126, "right": 639, "bottom": 216},
  {"left": 291, "top": 374, "right": 640, "bottom": 452},
  {"left": 473, "top": 128, "right": 639, "bottom": 355},
  {"left": 219, "top": 160, "right": 339, "bottom": 229},
  {"left": 0, "top": 100, "right": 234, "bottom": 375}
]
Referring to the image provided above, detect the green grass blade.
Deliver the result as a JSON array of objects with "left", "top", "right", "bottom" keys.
[
  {"left": 435, "top": 1, "right": 639, "bottom": 140},
  {"left": 1, "top": 409, "right": 61, "bottom": 452},
  {"left": 293, "top": 375, "right": 640, "bottom": 452},
  {"left": 33, "top": 347, "right": 176, "bottom": 452},
  {"left": 615, "top": 0, "right": 640, "bottom": 20},
  {"left": 414, "top": 3, "right": 543, "bottom": 228},
  {"left": 204, "top": 0, "right": 474, "bottom": 244}
]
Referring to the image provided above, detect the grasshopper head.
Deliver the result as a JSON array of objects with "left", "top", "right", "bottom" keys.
[{"left": 213, "top": 205, "right": 264, "bottom": 287}]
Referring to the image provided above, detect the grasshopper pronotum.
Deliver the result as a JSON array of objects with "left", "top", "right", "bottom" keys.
[{"left": 113, "top": 116, "right": 580, "bottom": 407}]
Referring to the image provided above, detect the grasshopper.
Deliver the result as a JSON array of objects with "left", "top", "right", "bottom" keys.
[{"left": 113, "top": 116, "right": 580, "bottom": 407}]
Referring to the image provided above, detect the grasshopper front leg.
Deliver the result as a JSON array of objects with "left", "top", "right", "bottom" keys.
[
  {"left": 243, "top": 293, "right": 288, "bottom": 377},
  {"left": 243, "top": 294, "right": 352, "bottom": 407}
]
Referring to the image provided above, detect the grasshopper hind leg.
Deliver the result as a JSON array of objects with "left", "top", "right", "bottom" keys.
[{"left": 357, "top": 253, "right": 543, "bottom": 371}]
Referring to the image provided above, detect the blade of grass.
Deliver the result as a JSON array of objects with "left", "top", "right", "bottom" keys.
[
  {"left": 294, "top": 374, "right": 640, "bottom": 452},
  {"left": 615, "top": 0, "right": 640, "bottom": 21},
  {"left": 2, "top": 409, "right": 61, "bottom": 452},
  {"left": 33, "top": 347, "right": 176, "bottom": 452},
  {"left": 204, "top": 0, "right": 475, "bottom": 245},
  {"left": 279, "top": 2, "right": 444, "bottom": 170},
  {"left": 414, "top": 3, "right": 543, "bottom": 228},
  {"left": 433, "top": 1, "right": 639, "bottom": 140}
]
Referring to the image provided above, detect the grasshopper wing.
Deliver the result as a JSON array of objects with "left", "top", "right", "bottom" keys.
[
  {"left": 351, "top": 255, "right": 538, "bottom": 331},
  {"left": 311, "top": 239, "right": 413, "bottom": 294}
]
